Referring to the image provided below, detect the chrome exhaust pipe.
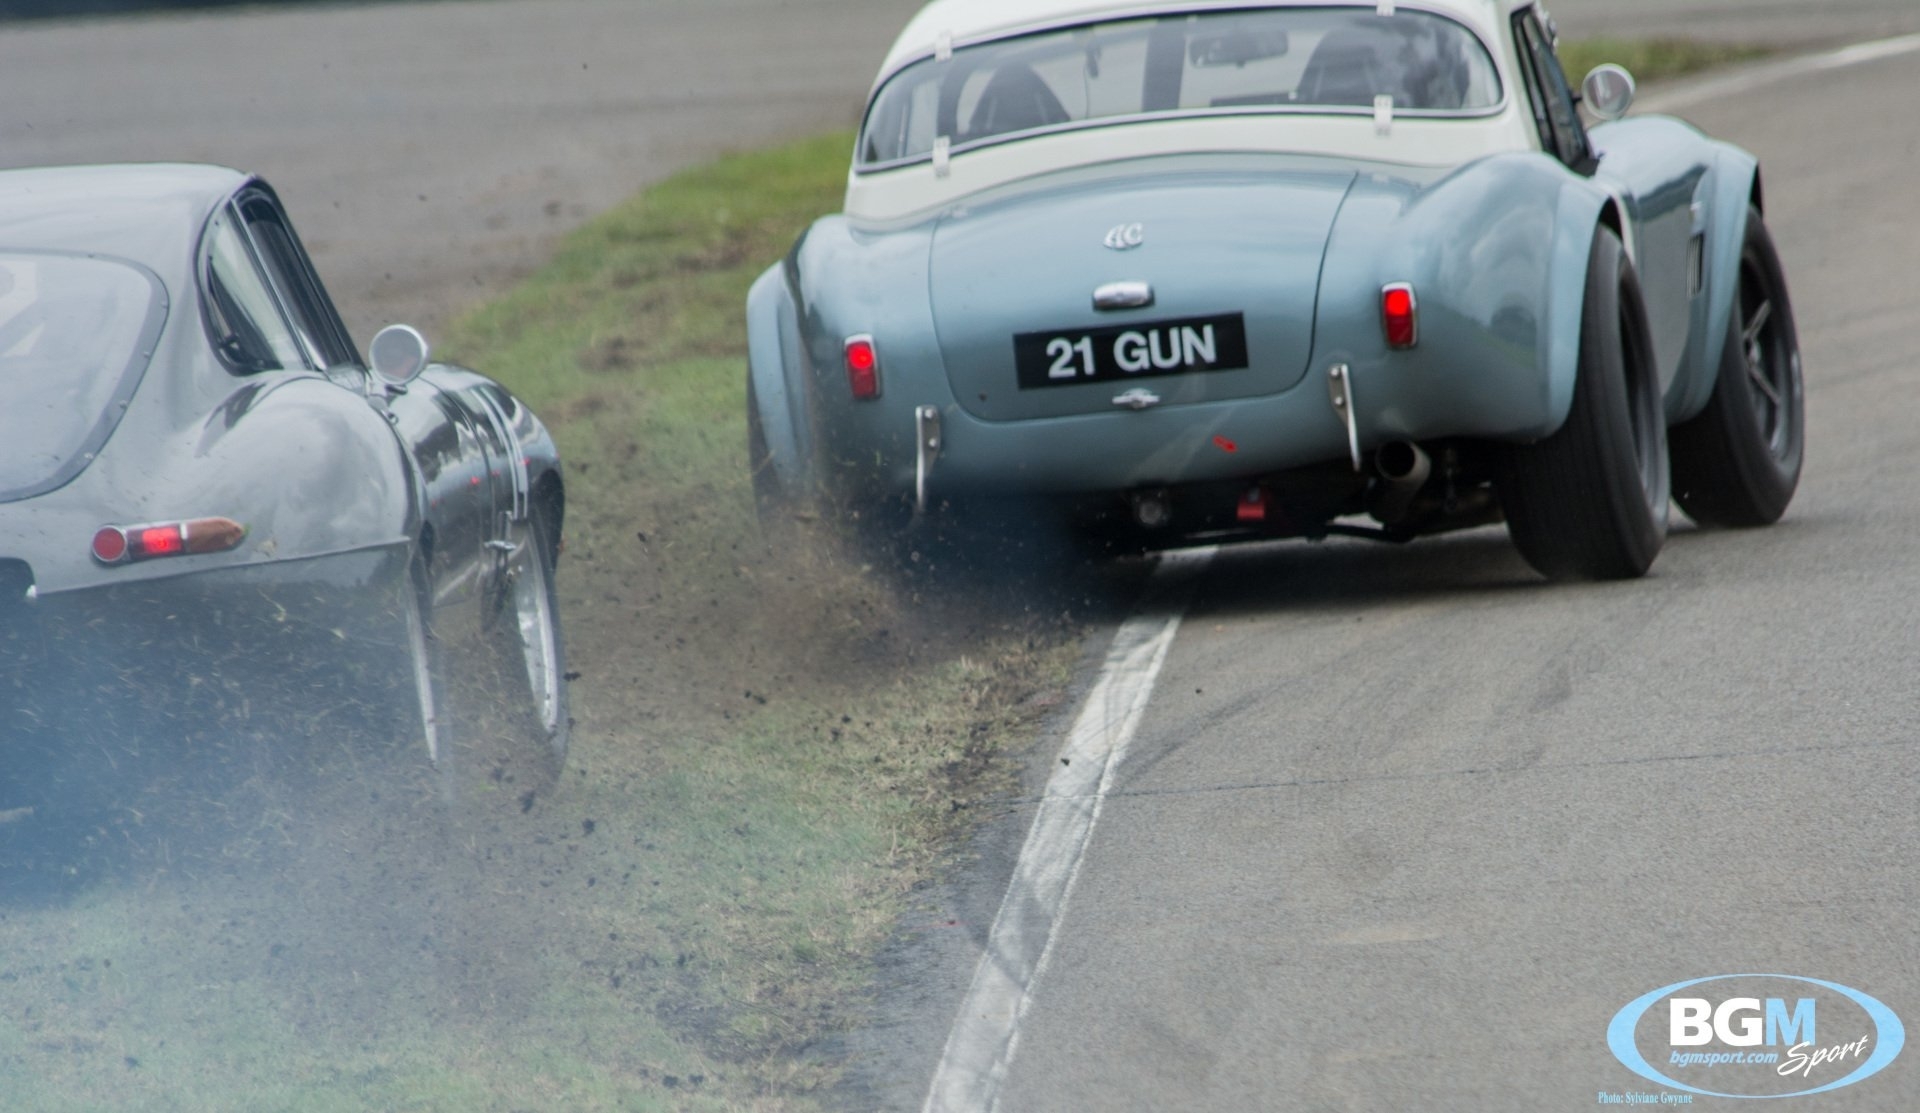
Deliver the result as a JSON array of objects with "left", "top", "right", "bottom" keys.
[
  {"left": 1368, "top": 441, "right": 1431, "bottom": 525},
  {"left": 1131, "top": 488, "right": 1172, "bottom": 529}
]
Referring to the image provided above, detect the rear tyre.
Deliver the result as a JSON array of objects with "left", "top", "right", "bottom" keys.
[
  {"left": 1668, "top": 206, "right": 1804, "bottom": 527},
  {"left": 434, "top": 507, "right": 570, "bottom": 809},
  {"left": 499, "top": 503, "right": 570, "bottom": 770},
  {"left": 1501, "top": 224, "right": 1670, "bottom": 580},
  {"left": 747, "top": 376, "right": 932, "bottom": 575}
]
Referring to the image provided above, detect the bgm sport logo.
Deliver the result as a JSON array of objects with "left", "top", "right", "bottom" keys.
[{"left": 1609, "top": 975, "right": 1904, "bottom": 1099}]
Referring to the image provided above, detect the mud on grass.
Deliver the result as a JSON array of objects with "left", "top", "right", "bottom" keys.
[{"left": 1, "top": 132, "right": 1105, "bottom": 1111}]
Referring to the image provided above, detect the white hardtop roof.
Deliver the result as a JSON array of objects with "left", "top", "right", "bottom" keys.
[{"left": 877, "top": 0, "right": 1536, "bottom": 85}]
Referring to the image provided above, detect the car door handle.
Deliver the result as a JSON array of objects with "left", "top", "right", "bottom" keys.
[{"left": 1093, "top": 281, "right": 1154, "bottom": 311}]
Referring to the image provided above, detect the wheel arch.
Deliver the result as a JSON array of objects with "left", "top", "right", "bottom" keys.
[
  {"left": 1596, "top": 195, "right": 1625, "bottom": 240},
  {"left": 1535, "top": 173, "right": 1621, "bottom": 438},
  {"left": 1675, "top": 145, "right": 1764, "bottom": 423},
  {"left": 1328, "top": 154, "right": 1613, "bottom": 444},
  {"left": 746, "top": 255, "right": 816, "bottom": 497}
]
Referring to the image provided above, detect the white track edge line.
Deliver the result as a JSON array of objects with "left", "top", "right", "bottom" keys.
[{"left": 920, "top": 547, "right": 1213, "bottom": 1113}]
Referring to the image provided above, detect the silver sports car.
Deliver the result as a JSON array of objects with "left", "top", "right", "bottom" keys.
[{"left": 0, "top": 164, "right": 569, "bottom": 811}]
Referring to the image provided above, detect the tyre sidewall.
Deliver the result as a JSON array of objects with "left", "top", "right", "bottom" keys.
[
  {"left": 1671, "top": 207, "right": 1804, "bottom": 525},
  {"left": 1501, "top": 224, "right": 1669, "bottom": 579}
]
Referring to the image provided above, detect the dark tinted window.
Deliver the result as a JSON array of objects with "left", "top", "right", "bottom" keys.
[
  {"left": 237, "top": 193, "right": 358, "bottom": 369},
  {"left": 202, "top": 204, "right": 310, "bottom": 373},
  {"left": 1513, "top": 9, "right": 1591, "bottom": 170}
]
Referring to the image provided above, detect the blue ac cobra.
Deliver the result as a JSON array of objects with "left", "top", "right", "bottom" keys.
[{"left": 746, "top": 0, "right": 1803, "bottom": 579}]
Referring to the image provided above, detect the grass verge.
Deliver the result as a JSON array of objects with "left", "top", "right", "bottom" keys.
[{"left": 1556, "top": 37, "right": 1776, "bottom": 86}]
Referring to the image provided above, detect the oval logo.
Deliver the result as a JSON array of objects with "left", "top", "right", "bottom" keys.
[
  {"left": 1103, "top": 222, "right": 1145, "bottom": 251},
  {"left": 1608, "top": 975, "right": 1904, "bottom": 1099}
]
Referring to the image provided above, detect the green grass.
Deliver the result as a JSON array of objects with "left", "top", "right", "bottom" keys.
[{"left": 1557, "top": 37, "right": 1776, "bottom": 87}]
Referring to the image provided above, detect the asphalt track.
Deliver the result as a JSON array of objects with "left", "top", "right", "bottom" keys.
[
  {"left": 0, "top": 0, "right": 920, "bottom": 342},
  {"left": 1546, "top": 0, "right": 1920, "bottom": 47},
  {"left": 896, "top": 24, "right": 1920, "bottom": 1113}
]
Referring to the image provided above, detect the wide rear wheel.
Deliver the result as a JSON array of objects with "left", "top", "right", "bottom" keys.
[
  {"left": 1501, "top": 224, "right": 1670, "bottom": 580},
  {"left": 494, "top": 504, "right": 570, "bottom": 771},
  {"left": 1669, "top": 205, "right": 1804, "bottom": 526}
]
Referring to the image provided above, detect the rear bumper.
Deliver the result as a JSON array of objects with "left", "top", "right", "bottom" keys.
[
  {"left": 3, "top": 544, "right": 417, "bottom": 745},
  {"left": 825, "top": 354, "right": 1558, "bottom": 501}
]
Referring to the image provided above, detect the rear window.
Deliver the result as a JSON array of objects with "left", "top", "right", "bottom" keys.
[
  {"left": 0, "top": 252, "right": 166, "bottom": 502},
  {"left": 860, "top": 6, "right": 1503, "bottom": 168}
]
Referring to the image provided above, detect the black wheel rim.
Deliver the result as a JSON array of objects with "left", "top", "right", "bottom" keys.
[
  {"left": 1738, "top": 250, "right": 1795, "bottom": 459},
  {"left": 1621, "top": 286, "right": 1667, "bottom": 507}
]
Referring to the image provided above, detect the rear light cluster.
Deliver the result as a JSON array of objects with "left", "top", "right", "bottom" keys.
[
  {"left": 91, "top": 518, "right": 247, "bottom": 565},
  {"left": 1382, "top": 283, "right": 1419, "bottom": 350},
  {"left": 844, "top": 334, "right": 881, "bottom": 400}
]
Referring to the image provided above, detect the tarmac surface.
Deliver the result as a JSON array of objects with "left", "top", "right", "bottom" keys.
[{"left": 877, "top": 17, "right": 1920, "bottom": 1112}]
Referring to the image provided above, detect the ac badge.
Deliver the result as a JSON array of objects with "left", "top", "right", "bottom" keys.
[{"left": 1103, "top": 222, "right": 1145, "bottom": 251}]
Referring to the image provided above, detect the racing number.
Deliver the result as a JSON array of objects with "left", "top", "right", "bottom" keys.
[
  {"left": 1014, "top": 314, "right": 1247, "bottom": 390},
  {"left": 1047, "top": 336, "right": 1096, "bottom": 379}
]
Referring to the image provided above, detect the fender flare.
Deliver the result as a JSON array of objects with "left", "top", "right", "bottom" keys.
[
  {"left": 1372, "top": 154, "right": 1612, "bottom": 440},
  {"left": 1672, "top": 145, "right": 1762, "bottom": 424},
  {"left": 1539, "top": 179, "right": 1620, "bottom": 437},
  {"left": 746, "top": 259, "right": 815, "bottom": 496}
]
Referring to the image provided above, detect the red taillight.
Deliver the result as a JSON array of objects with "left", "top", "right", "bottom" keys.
[
  {"left": 1382, "top": 283, "right": 1418, "bottom": 349},
  {"left": 91, "top": 518, "right": 247, "bottom": 565},
  {"left": 136, "top": 526, "right": 185, "bottom": 558},
  {"left": 845, "top": 334, "right": 880, "bottom": 400},
  {"left": 91, "top": 527, "right": 129, "bottom": 564}
]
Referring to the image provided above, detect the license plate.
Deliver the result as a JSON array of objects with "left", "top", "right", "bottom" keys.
[{"left": 1013, "top": 313, "right": 1249, "bottom": 390}]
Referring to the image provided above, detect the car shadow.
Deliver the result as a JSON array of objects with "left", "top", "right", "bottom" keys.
[{"left": 1185, "top": 525, "right": 1554, "bottom": 621}]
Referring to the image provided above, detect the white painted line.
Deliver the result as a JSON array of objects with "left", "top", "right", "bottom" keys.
[
  {"left": 921, "top": 547, "right": 1213, "bottom": 1113},
  {"left": 1643, "top": 31, "right": 1920, "bottom": 112}
]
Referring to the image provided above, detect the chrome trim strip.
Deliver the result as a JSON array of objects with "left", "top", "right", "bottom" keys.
[
  {"left": 914, "top": 405, "right": 943, "bottom": 515},
  {"left": 1093, "top": 281, "right": 1155, "bottom": 310}
]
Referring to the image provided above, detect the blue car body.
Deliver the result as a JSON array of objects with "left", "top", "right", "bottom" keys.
[{"left": 747, "top": 0, "right": 1797, "bottom": 573}]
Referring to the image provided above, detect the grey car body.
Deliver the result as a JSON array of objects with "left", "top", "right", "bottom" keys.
[
  {"left": 746, "top": 0, "right": 1805, "bottom": 579},
  {"left": 0, "top": 164, "right": 567, "bottom": 768}
]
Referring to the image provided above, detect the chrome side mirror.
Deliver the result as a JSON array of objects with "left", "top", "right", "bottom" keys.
[
  {"left": 369, "top": 324, "right": 431, "bottom": 387},
  {"left": 1582, "top": 63, "right": 1637, "bottom": 122}
]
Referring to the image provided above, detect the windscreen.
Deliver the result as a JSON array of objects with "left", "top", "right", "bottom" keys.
[
  {"left": 860, "top": 6, "right": 1502, "bottom": 167},
  {"left": 0, "top": 252, "right": 165, "bottom": 502}
]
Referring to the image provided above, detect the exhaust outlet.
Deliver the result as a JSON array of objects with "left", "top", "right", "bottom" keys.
[
  {"left": 1131, "top": 489, "right": 1172, "bottom": 529},
  {"left": 1368, "top": 441, "right": 1431, "bottom": 525}
]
